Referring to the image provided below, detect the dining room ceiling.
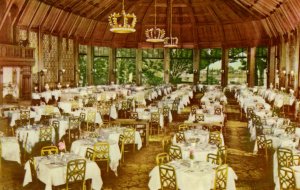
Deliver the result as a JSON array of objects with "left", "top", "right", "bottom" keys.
[{"left": 14, "top": 0, "right": 300, "bottom": 48}]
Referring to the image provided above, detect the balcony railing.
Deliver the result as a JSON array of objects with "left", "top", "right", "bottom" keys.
[{"left": 0, "top": 44, "right": 35, "bottom": 61}]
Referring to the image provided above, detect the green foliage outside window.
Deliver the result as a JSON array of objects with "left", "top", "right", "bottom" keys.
[
  {"left": 199, "top": 48, "right": 222, "bottom": 84},
  {"left": 93, "top": 47, "right": 109, "bottom": 85},
  {"left": 255, "top": 47, "right": 268, "bottom": 86},
  {"left": 170, "top": 49, "right": 193, "bottom": 84},
  {"left": 142, "top": 49, "right": 164, "bottom": 85},
  {"left": 79, "top": 54, "right": 87, "bottom": 86},
  {"left": 228, "top": 48, "right": 248, "bottom": 84},
  {"left": 116, "top": 48, "right": 136, "bottom": 84}
]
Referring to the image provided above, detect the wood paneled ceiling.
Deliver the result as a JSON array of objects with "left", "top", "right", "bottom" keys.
[{"left": 13, "top": 0, "right": 300, "bottom": 48}]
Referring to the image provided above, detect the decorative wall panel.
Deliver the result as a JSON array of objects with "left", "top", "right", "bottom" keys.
[
  {"left": 43, "top": 34, "right": 58, "bottom": 87},
  {"left": 61, "top": 38, "right": 74, "bottom": 84}
]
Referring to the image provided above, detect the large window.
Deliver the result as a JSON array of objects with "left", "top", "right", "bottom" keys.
[
  {"left": 199, "top": 48, "right": 222, "bottom": 84},
  {"left": 170, "top": 49, "right": 193, "bottom": 84},
  {"left": 228, "top": 48, "right": 248, "bottom": 85},
  {"left": 79, "top": 45, "right": 87, "bottom": 86},
  {"left": 93, "top": 47, "right": 109, "bottom": 85},
  {"left": 255, "top": 47, "right": 268, "bottom": 86},
  {"left": 116, "top": 48, "right": 136, "bottom": 84},
  {"left": 142, "top": 49, "right": 164, "bottom": 85}
]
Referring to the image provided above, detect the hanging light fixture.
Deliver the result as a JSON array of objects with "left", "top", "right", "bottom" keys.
[
  {"left": 108, "top": 0, "right": 137, "bottom": 33},
  {"left": 164, "top": 0, "right": 178, "bottom": 48},
  {"left": 145, "top": 0, "right": 165, "bottom": 42}
]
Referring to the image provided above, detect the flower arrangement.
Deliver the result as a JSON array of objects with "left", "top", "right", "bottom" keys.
[{"left": 58, "top": 140, "right": 66, "bottom": 153}]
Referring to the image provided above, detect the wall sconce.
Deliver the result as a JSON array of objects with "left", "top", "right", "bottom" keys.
[
  {"left": 220, "top": 69, "right": 224, "bottom": 73},
  {"left": 282, "top": 70, "right": 287, "bottom": 76},
  {"left": 113, "top": 68, "right": 117, "bottom": 73},
  {"left": 59, "top": 69, "right": 66, "bottom": 74},
  {"left": 92, "top": 68, "right": 97, "bottom": 74},
  {"left": 193, "top": 69, "right": 198, "bottom": 74},
  {"left": 76, "top": 69, "right": 80, "bottom": 73},
  {"left": 165, "top": 69, "right": 169, "bottom": 74},
  {"left": 246, "top": 70, "right": 249, "bottom": 74},
  {"left": 290, "top": 70, "right": 294, "bottom": 76},
  {"left": 40, "top": 69, "right": 47, "bottom": 76},
  {"left": 276, "top": 69, "right": 279, "bottom": 73}
]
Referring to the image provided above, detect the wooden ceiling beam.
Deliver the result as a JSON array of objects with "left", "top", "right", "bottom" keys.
[
  {"left": 58, "top": 12, "right": 71, "bottom": 35},
  {"left": 68, "top": 15, "right": 80, "bottom": 37},
  {"left": 0, "top": 0, "right": 13, "bottom": 31},
  {"left": 50, "top": 9, "right": 64, "bottom": 33},
  {"left": 28, "top": 1, "right": 42, "bottom": 29},
  {"left": 40, "top": 5, "right": 53, "bottom": 29},
  {"left": 12, "top": 0, "right": 29, "bottom": 27},
  {"left": 83, "top": 19, "right": 94, "bottom": 40},
  {"left": 139, "top": 0, "right": 154, "bottom": 43}
]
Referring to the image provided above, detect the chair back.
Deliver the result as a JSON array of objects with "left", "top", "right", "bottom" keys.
[
  {"left": 44, "top": 105, "right": 54, "bottom": 115},
  {"left": 175, "top": 131, "right": 185, "bottom": 143},
  {"left": 214, "top": 107, "right": 222, "bottom": 115},
  {"left": 191, "top": 105, "right": 198, "bottom": 115},
  {"left": 168, "top": 145, "right": 182, "bottom": 160},
  {"left": 129, "top": 112, "right": 139, "bottom": 120},
  {"left": 277, "top": 148, "right": 294, "bottom": 168},
  {"left": 52, "top": 120, "right": 60, "bottom": 144},
  {"left": 159, "top": 164, "right": 178, "bottom": 190},
  {"left": 29, "top": 157, "right": 37, "bottom": 181},
  {"left": 93, "top": 142, "right": 109, "bottom": 161},
  {"left": 279, "top": 167, "right": 296, "bottom": 190},
  {"left": 178, "top": 124, "right": 188, "bottom": 131},
  {"left": 66, "top": 159, "right": 86, "bottom": 189},
  {"left": 79, "top": 112, "right": 86, "bottom": 122},
  {"left": 86, "top": 111, "right": 96, "bottom": 123},
  {"left": 41, "top": 145, "right": 58, "bottom": 156},
  {"left": 214, "top": 164, "right": 228, "bottom": 190},
  {"left": 156, "top": 152, "right": 170, "bottom": 165},
  {"left": 123, "top": 128, "right": 135, "bottom": 144},
  {"left": 209, "top": 131, "right": 222, "bottom": 147},
  {"left": 85, "top": 147, "right": 94, "bottom": 160},
  {"left": 217, "top": 146, "right": 227, "bottom": 165},
  {"left": 121, "top": 101, "right": 128, "bottom": 111},
  {"left": 20, "top": 110, "right": 30, "bottom": 126},
  {"left": 256, "top": 135, "right": 269, "bottom": 150},
  {"left": 171, "top": 102, "right": 179, "bottom": 112},
  {"left": 39, "top": 126, "right": 52, "bottom": 142},
  {"left": 69, "top": 116, "right": 80, "bottom": 129},
  {"left": 285, "top": 126, "right": 295, "bottom": 135},
  {"left": 246, "top": 107, "right": 254, "bottom": 120},
  {"left": 195, "top": 114, "right": 205, "bottom": 122},
  {"left": 163, "top": 106, "right": 170, "bottom": 117},
  {"left": 151, "top": 112, "right": 160, "bottom": 123}
]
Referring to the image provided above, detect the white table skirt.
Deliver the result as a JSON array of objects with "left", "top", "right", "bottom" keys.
[
  {"left": 148, "top": 160, "right": 237, "bottom": 190},
  {"left": 0, "top": 137, "right": 21, "bottom": 164},
  {"left": 98, "top": 127, "right": 143, "bottom": 150},
  {"left": 23, "top": 153, "right": 102, "bottom": 190},
  {"left": 70, "top": 139, "right": 121, "bottom": 173}
]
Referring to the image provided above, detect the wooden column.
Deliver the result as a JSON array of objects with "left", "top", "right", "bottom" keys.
[
  {"left": 193, "top": 49, "right": 199, "bottom": 84},
  {"left": 57, "top": 37, "right": 62, "bottom": 84},
  {"left": 164, "top": 48, "right": 170, "bottom": 84},
  {"left": 279, "top": 35, "right": 289, "bottom": 89},
  {"left": 37, "top": 28, "right": 44, "bottom": 91},
  {"left": 221, "top": 48, "right": 229, "bottom": 87},
  {"left": 291, "top": 31, "right": 299, "bottom": 96},
  {"left": 108, "top": 48, "right": 116, "bottom": 84},
  {"left": 20, "top": 66, "right": 32, "bottom": 99},
  {"left": 0, "top": 66, "right": 3, "bottom": 104},
  {"left": 73, "top": 40, "right": 79, "bottom": 86},
  {"left": 248, "top": 47, "right": 256, "bottom": 87},
  {"left": 136, "top": 49, "right": 142, "bottom": 86},
  {"left": 86, "top": 45, "right": 93, "bottom": 85},
  {"left": 268, "top": 44, "right": 276, "bottom": 88}
]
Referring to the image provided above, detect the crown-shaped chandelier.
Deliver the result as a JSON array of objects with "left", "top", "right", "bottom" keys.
[
  {"left": 145, "top": 0, "right": 165, "bottom": 42},
  {"left": 164, "top": 0, "right": 178, "bottom": 48},
  {"left": 108, "top": 0, "right": 137, "bottom": 33}
]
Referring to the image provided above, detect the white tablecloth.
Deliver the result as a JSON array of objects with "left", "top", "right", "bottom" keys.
[
  {"left": 148, "top": 160, "right": 237, "bottom": 190},
  {"left": 98, "top": 127, "right": 143, "bottom": 150},
  {"left": 70, "top": 138, "right": 121, "bottom": 173},
  {"left": 0, "top": 137, "right": 21, "bottom": 164},
  {"left": 23, "top": 153, "right": 102, "bottom": 190}
]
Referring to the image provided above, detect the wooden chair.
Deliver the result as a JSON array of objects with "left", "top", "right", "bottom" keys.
[
  {"left": 85, "top": 148, "right": 94, "bottom": 161},
  {"left": 118, "top": 134, "right": 125, "bottom": 163},
  {"left": 123, "top": 128, "right": 136, "bottom": 153},
  {"left": 20, "top": 110, "right": 30, "bottom": 126},
  {"left": 168, "top": 145, "right": 182, "bottom": 161},
  {"left": 285, "top": 126, "right": 296, "bottom": 135},
  {"left": 195, "top": 114, "right": 205, "bottom": 122},
  {"left": 156, "top": 152, "right": 170, "bottom": 166},
  {"left": 207, "top": 146, "right": 227, "bottom": 165},
  {"left": 257, "top": 135, "right": 272, "bottom": 161},
  {"left": 159, "top": 164, "right": 178, "bottom": 190},
  {"left": 277, "top": 147, "right": 300, "bottom": 169},
  {"left": 175, "top": 131, "right": 185, "bottom": 144},
  {"left": 93, "top": 142, "right": 110, "bottom": 172},
  {"left": 52, "top": 120, "right": 60, "bottom": 144},
  {"left": 150, "top": 112, "right": 160, "bottom": 135},
  {"left": 67, "top": 116, "right": 81, "bottom": 143},
  {"left": 178, "top": 124, "right": 188, "bottom": 131},
  {"left": 278, "top": 167, "right": 297, "bottom": 190},
  {"left": 214, "top": 107, "right": 222, "bottom": 115},
  {"left": 65, "top": 159, "right": 87, "bottom": 190},
  {"left": 86, "top": 111, "right": 96, "bottom": 132},
  {"left": 41, "top": 145, "right": 58, "bottom": 156},
  {"left": 213, "top": 164, "right": 228, "bottom": 190},
  {"left": 191, "top": 105, "right": 199, "bottom": 115},
  {"left": 209, "top": 131, "right": 222, "bottom": 147}
]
